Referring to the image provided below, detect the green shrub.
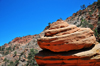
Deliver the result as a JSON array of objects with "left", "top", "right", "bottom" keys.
[
  {"left": 80, "top": 4, "right": 86, "bottom": 10},
  {"left": 88, "top": 24, "right": 94, "bottom": 29},
  {"left": 14, "top": 51, "right": 17, "bottom": 56},
  {"left": 97, "top": 21, "right": 100, "bottom": 24},
  {"left": 81, "top": 19, "right": 88, "bottom": 27},
  {"left": 8, "top": 61, "right": 15, "bottom": 66},
  {"left": 89, "top": 12, "right": 92, "bottom": 17},
  {"left": 94, "top": 28, "right": 99, "bottom": 36}
]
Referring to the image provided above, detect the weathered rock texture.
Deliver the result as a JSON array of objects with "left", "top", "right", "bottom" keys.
[
  {"left": 38, "top": 21, "right": 96, "bottom": 52},
  {"left": 35, "top": 21, "right": 100, "bottom": 66}
]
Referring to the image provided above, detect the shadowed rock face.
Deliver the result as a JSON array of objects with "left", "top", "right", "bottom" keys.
[
  {"left": 38, "top": 21, "right": 96, "bottom": 52},
  {"left": 35, "top": 21, "right": 100, "bottom": 66},
  {"left": 35, "top": 44, "right": 100, "bottom": 66}
]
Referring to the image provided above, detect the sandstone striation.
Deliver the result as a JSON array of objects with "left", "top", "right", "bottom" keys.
[
  {"left": 38, "top": 20, "right": 96, "bottom": 52},
  {"left": 35, "top": 20, "right": 100, "bottom": 66}
]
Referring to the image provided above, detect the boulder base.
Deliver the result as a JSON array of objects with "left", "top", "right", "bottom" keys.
[{"left": 35, "top": 44, "right": 100, "bottom": 66}]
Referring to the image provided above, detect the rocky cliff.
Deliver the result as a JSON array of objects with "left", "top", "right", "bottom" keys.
[
  {"left": 0, "top": 35, "right": 42, "bottom": 66},
  {"left": 65, "top": 2, "right": 100, "bottom": 42}
]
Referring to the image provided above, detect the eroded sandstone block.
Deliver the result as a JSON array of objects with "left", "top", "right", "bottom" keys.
[
  {"left": 37, "top": 21, "right": 96, "bottom": 52},
  {"left": 35, "top": 21, "right": 99, "bottom": 66}
]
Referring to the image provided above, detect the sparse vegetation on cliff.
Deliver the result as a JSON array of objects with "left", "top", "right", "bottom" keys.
[{"left": 26, "top": 49, "right": 38, "bottom": 66}]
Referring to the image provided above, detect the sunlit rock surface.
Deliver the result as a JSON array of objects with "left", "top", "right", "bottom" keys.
[
  {"left": 38, "top": 20, "right": 96, "bottom": 52},
  {"left": 35, "top": 20, "right": 100, "bottom": 66}
]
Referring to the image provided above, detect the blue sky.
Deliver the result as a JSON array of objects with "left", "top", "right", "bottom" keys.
[{"left": 0, "top": 0, "right": 97, "bottom": 46}]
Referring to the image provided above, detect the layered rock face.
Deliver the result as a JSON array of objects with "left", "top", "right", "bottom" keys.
[
  {"left": 38, "top": 20, "right": 96, "bottom": 52},
  {"left": 35, "top": 20, "right": 100, "bottom": 66}
]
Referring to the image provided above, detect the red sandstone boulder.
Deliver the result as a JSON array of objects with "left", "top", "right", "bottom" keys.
[
  {"left": 35, "top": 21, "right": 100, "bottom": 66},
  {"left": 35, "top": 43, "right": 100, "bottom": 66},
  {"left": 37, "top": 21, "right": 96, "bottom": 52}
]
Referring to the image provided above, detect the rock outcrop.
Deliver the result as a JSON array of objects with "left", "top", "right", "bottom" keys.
[
  {"left": 38, "top": 20, "right": 96, "bottom": 52},
  {"left": 35, "top": 20, "right": 100, "bottom": 66}
]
